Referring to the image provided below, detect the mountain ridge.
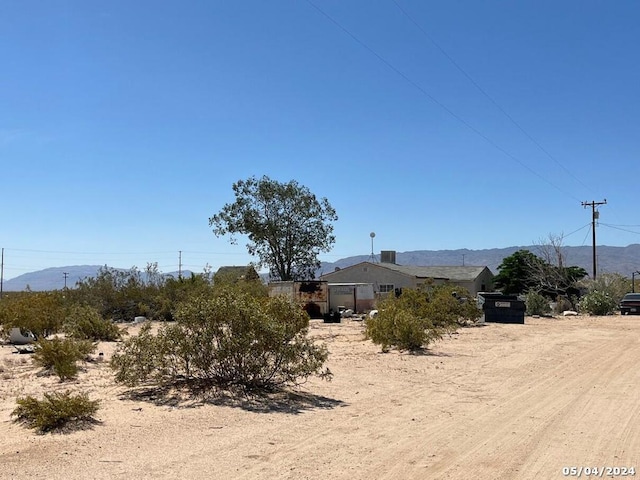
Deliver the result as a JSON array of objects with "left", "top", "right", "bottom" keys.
[
  {"left": 1, "top": 266, "right": 193, "bottom": 292},
  {"left": 2, "top": 244, "right": 639, "bottom": 292},
  {"left": 318, "top": 244, "right": 640, "bottom": 279}
]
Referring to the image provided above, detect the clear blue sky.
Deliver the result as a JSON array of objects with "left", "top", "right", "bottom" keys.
[{"left": 1, "top": 1, "right": 639, "bottom": 281}]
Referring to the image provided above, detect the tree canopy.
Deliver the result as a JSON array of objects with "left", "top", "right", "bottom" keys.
[
  {"left": 493, "top": 250, "right": 541, "bottom": 295},
  {"left": 209, "top": 176, "right": 338, "bottom": 281},
  {"left": 494, "top": 248, "right": 588, "bottom": 300}
]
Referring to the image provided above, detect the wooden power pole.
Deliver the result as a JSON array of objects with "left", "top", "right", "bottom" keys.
[{"left": 582, "top": 200, "right": 607, "bottom": 279}]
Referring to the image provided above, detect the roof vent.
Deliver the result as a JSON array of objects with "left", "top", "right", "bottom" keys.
[{"left": 380, "top": 250, "right": 396, "bottom": 264}]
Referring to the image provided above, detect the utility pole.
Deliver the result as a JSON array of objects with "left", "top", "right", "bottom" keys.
[
  {"left": 63, "top": 272, "right": 69, "bottom": 289},
  {"left": 582, "top": 200, "right": 607, "bottom": 279},
  {"left": 178, "top": 250, "right": 182, "bottom": 280}
]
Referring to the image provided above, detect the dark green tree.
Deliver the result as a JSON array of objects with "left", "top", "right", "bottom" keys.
[
  {"left": 494, "top": 248, "right": 588, "bottom": 306},
  {"left": 493, "top": 250, "right": 542, "bottom": 295},
  {"left": 209, "top": 176, "right": 338, "bottom": 281}
]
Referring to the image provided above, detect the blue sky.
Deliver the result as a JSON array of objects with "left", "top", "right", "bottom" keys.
[{"left": 1, "top": 1, "right": 639, "bottom": 281}]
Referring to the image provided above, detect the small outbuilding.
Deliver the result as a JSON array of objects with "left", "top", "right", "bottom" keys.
[
  {"left": 268, "top": 280, "right": 329, "bottom": 318},
  {"left": 327, "top": 283, "right": 375, "bottom": 313}
]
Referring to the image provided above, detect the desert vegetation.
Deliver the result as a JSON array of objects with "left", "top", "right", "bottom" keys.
[
  {"left": 11, "top": 391, "right": 100, "bottom": 433},
  {"left": 366, "top": 284, "right": 482, "bottom": 352},
  {"left": 493, "top": 238, "right": 635, "bottom": 315},
  {"left": 33, "top": 337, "right": 95, "bottom": 381},
  {"left": 111, "top": 286, "right": 332, "bottom": 392}
]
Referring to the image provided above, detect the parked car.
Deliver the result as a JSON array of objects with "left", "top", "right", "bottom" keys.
[{"left": 619, "top": 293, "right": 640, "bottom": 315}]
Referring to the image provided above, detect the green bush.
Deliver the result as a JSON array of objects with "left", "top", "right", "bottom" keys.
[
  {"left": 578, "top": 273, "right": 631, "bottom": 306},
  {"left": 33, "top": 338, "right": 95, "bottom": 381},
  {"left": 111, "top": 286, "right": 331, "bottom": 392},
  {"left": 63, "top": 304, "right": 123, "bottom": 341},
  {"left": 0, "top": 291, "right": 66, "bottom": 338},
  {"left": 12, "top": 391, "right": 100, "bottom": 433},
  {"left": 365, "top": 285, "right": 481, "bottom": 352},
  {"left": 525, "top": 291, "right": 551, "bottom": 316},
  {"left": 366, "top": 307, "right": 432, "bottom": 352},
  {"left": 578, "top": 290, "right": 618, "bottom": 316}
]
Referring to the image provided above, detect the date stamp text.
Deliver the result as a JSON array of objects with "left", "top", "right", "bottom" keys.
[{"left": 562, "top": 466, "right": 636, "bottom": 477}]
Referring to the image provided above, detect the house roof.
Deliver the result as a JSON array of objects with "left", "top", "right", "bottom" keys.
[
  {"left": 215, "top": 265, "right": 258, "bottom": 280},
  {"left": 378, "top": 264, "right": 489, "bottom": 281},
  {"left": 321, "top": 262, "right": 490, "bottom": 281},
  {"left": 216, "top": 266, "right": 250, "bottom": 275}
]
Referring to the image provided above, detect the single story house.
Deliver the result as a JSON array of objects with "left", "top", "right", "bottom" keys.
[{"left": 320, "top": 253, "right": 494, "bottom": 297}]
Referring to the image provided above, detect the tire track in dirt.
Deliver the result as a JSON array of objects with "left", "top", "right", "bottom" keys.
[{"left": 356, "top": 326, "right": 640, "bottom": 479}]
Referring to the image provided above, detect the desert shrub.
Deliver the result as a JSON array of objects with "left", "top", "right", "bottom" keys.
[
  {"left": 111, "top": 286, "right": 331, "bottom": 392},
  {"left": 578, "top": 273, "right": 630, "bottom": 306},
  {"left": 71, "top": 266, "right": 154, "bottom": 321},
  {"left": 422, "top": 284, "right": 482, "bottom": 328},
  {"left": 33, "top": 338, "right": 95, "bottom": 381},
  {"left": 12, "top": 391, "right": 100, "bottom": 433},
  {"left": 63, "top": 304, "right": 123, "bottom": 341},
  {"left": 366, "top": 307, "right": 432, "bottom": 352},
  {"left": 0, "top": 291, "right": 66, "bottom": 338},
  {"left": 553, "top": 295, "right": 574, "bottom": 314},
  {"left": 525, "top": 291, "right": 551, "bottom": 316},
  {"left": 578, "top": 290, "right": 617, "bottom": 316},
  {"left": 366, "top": 285, "right": 481, "bottom": 352}
]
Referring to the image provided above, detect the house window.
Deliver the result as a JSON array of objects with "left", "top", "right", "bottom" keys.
[{"left": 379, "top": 284, "right": 394, "bottom": 293}]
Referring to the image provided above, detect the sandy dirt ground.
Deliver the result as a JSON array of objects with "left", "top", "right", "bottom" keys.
[{"left": 1, "top": 315, "right": 639, "bottom": 480}]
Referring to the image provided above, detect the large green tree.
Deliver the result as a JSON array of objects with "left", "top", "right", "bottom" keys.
[
  {"left": 209, "top": 176, "right": 338, "bottom": 281},
  {"left": 494, "top": 248, "right": 588, "bottom": 301},
  {"left": 493, "top": 249, "right": 542, "bottom": 295}
]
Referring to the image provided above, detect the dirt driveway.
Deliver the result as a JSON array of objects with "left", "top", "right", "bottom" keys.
[{"left": 1, "top": 315, "right": 638, "bottom": 479}]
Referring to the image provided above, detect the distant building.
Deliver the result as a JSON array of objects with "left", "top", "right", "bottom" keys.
[
  {"left": 214, "top": 265, "right": 260, "bottom": 283},
  {"left": 320, "top": 251, "right": 494, "bottom": 297},
  {"left": 268, "top": 280, "right": 329, "bottom": 318}
]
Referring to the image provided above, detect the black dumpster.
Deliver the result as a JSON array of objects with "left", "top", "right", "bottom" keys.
[
  {"left": 477, "top": 293, "right": 525, "bottom": 324},
  {"left": 323, "top": 310, "right": 341, "bottom": 323}
]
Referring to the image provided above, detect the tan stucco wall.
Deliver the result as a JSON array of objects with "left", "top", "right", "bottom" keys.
[{"left": 322, "top": 263, "right": 415, "bottom": 292}]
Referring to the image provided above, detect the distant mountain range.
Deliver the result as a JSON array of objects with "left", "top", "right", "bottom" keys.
[
  {"left": 1, "top": 266, "right": 192, "bottom": 292},
  {"left": 318, "top": 244, "right": 640, "bottom": 279},
  {"left": 2, "top": 244, "right": 639, "bottom": 292}
]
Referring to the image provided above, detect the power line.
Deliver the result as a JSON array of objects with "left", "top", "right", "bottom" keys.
[
  {"left": 2, "top": 247, "right": 178, "bottom": 255},
  {"left": 580, "top": 225, "right": 592, "bottom": 247},
  {"left": 305, "top": 0, "right": 582, "bottom": 202},
  {"left": 562, "top": 223, "right": 591, "bottom": 239},
  {"left": 599, "top": 223, "right": 640, "bottom": 236},
  {"left": 391, "top": 0, "right": 597, "bottom": 197}
]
